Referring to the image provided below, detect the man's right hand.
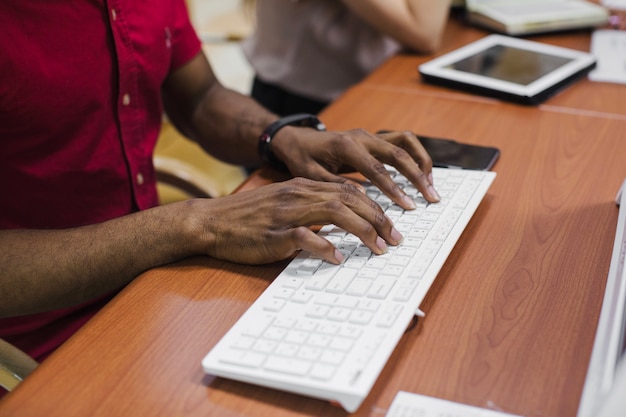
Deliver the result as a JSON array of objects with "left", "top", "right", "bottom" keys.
[{"left": 191, "top": 177, "right": 404, "bottom": 265}]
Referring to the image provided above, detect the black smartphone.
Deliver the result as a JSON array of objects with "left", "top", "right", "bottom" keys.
[
  {"left": 378, "top": 131, "right": 500, "bottom": 171},
  {"left": 417, "top": 135, "right": 500, "bottom": 170}
]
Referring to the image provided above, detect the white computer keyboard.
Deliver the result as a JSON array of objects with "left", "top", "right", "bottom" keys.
[{"left": 202, "top": 167, "right": 496, "bottom": 412}]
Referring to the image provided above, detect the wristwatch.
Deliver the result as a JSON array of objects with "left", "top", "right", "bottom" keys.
[{"left": 258, "top": 113, "right": 326, "bottom": 171}]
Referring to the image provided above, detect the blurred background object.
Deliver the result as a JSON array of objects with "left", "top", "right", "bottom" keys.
[{"left": 155, "top": 0, "right": 252, "bottom": 205}]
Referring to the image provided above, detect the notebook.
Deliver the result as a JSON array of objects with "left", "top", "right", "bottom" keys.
[
  {"left": 463, "top": 0, "right": 609, "bottom": 36},
  {"left": 577, "top": 177, "right": 626, "bottom": 417}
]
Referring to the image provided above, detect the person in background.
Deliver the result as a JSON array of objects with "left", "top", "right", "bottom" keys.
[
  {"left": 0, "top": 0, "right": 440, "bottom": 368},
  {"left": 242, "top": 0, "right": 452, "bottom": 116}
]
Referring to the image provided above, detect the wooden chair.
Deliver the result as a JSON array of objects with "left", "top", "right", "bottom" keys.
[
  {"left": 0, "top": 339, "right": 38, "bottom": 392},
  {"left": 155, "top": 121, "right": 247, "bottom": 204}
]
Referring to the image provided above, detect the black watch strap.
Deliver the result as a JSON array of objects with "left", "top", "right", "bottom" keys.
[{"left": 258, "top": 113, "right": 326, "bottom": 172}]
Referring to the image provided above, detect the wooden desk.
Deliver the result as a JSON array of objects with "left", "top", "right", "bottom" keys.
[
  {"left": 363, "top": 15, "right": 626, "bottom": 118},
  {"left": 2, "top": 19, "right": 626, "bottom": 417}
]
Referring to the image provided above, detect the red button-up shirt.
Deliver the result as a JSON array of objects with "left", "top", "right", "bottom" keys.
[{"left": 0, "top": 0, "right": 201, "bottom": 362}]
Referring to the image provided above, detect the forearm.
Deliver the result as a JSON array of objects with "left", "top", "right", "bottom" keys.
[
  {"left": 189, "top": 84, "right": 277, "bottom": 166},
  {"left": 162, "top": 52, "right": 277, "bottom": 167},
  {"left": 0, "top": 202, "right": 201, "bottom": 318},
  {"left": 342, "top": 0, "right": 451, "bottom": 53}
]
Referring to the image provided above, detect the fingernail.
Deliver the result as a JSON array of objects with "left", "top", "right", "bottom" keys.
[
  {"left": 334, "top": 249, "right": 345, "bottom": 263},
  {"left": 402, "top": 195, "right": 417, "bottom": 210},
  {"left": 429, "top": 185, "right": 441, "bottom": 202},
  {"left": 376, "top": 236, "right": 388, "bottom": 253},
  {"left": 391, "top": 227, "right": 404, "bottom": 245},
  {"left": 428, "top": 172, "right": 434, "bottom": 185}
]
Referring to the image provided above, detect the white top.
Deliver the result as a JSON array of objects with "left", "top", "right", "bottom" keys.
[{"left": 242, "top": 0, "right": 401, "bottom": 102}]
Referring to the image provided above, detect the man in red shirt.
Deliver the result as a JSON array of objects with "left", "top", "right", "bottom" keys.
[{"left": 0, "top": 0, "right": 439, "bottom": 365}]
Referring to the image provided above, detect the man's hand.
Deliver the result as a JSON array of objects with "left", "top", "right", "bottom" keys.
[
  {"left": 192, "top": 177, "right": 404, "bottom": 265},
  {"left": 269, "top": 127, "right": 441, "bottom": 210},
  {"left": 162, "top": 52, "right": 440, "bottom": 210}
]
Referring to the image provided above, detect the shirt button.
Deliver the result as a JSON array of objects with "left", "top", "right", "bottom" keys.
[
  {"left": 111, "top": 9, "right": 117, "bottom": 21},
  {"left": 136, "top": 173, "right": 144, "bottom": 186},
  {"left": 122, "top": 93, "right": 130, "bottom": 106}
]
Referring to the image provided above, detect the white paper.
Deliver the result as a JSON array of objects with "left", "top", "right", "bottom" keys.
[
  {"left": 385, "top": 391, "right": 524, "bottom": 417},
  {"left": 588, "top": 30, "right": 626, "bottom": 84}
]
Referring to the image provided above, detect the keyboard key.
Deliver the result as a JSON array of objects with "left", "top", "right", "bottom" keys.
[
  {"left": 275, "top": 342, "right": 299, "bottom": 357},
  {"left": 339, "top": 325, "right": 363, "bottom": 339},
  {"left": 325, "top": 267, "right": 358, "bottom": 293},
  {"left": 393, "top": 278, "right": 421, "bottom": 302},
  {"left": 346, "top": 278, "right": 372, "bottom": 296},
  {"left": 320, "top": 350, "right": 345, "bottom": 365},
  {"left": 265, "top": 357, "right": 311, "bottom": 376},
  {"left": 291, "top": 290, "right": 314, "bottom": 304},
  {"left": 231, "top": 336, "right": 255, "bottom": 350},
  {"left": 297, "top": 258, "right": 323, "bottom": 275},
  {"left": 367, "top": 277, "right": 396, "bottom": 299},
  {"left": 305, "top": 304, "right": 329, "bottom": 319},
  {"left": 307, "top": 334, "right": 332, "bottom": 348},
  {"left": 327, "top": 307, "right": 351, "bottom": 322},
  {"left": 264, "top": 326, "right": 287, "bottom": 340},
  {"left": 240, "top": 315, "right": 273, "bottom": 337},
  {"left": 285, "top": 329, "right": 309, "bottom": 344},
  {"left": 349, "top": 310, "right": 373, "bottom": 325},
  {"left": 252, "top": 339, "right": 277, "bottom": 354},
  {"left": 220, "top": 350, "right": 266, "bottom": 368},
  {"left": 310, "top": 363, "right": 337, "bottom": 380},
  {"left": 304, "top": 263, "right": 337, "bottom": 291},
  {"left": 297, "top": 346, "right": 323, "bottom": 361},
  {"left": 329, "top": 336, "right": 354, "bottom": 351},
  {"left": 263, "top": 299, "right": 286, "bottom": 312}
]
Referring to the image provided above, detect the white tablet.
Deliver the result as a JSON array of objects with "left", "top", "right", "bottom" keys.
[{"left": 418, "top": 34, "right": 597, "bottom": 105}]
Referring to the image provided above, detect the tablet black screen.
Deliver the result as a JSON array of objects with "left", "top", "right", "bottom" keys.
[{"left": 445, "top": 44, "right": 574, "bottom": 85}]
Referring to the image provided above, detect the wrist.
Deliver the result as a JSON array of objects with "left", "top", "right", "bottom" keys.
[
  {"left": 258, "top": 113, "right": 326, "bottom": 171},
  {"left": 170, "top": 199, "right": 215, "bottom": 256}
]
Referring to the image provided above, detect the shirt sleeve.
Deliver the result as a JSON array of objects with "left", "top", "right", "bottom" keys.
[{"left": 169, "top": 0, "right": 202, "bottom": 72}]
